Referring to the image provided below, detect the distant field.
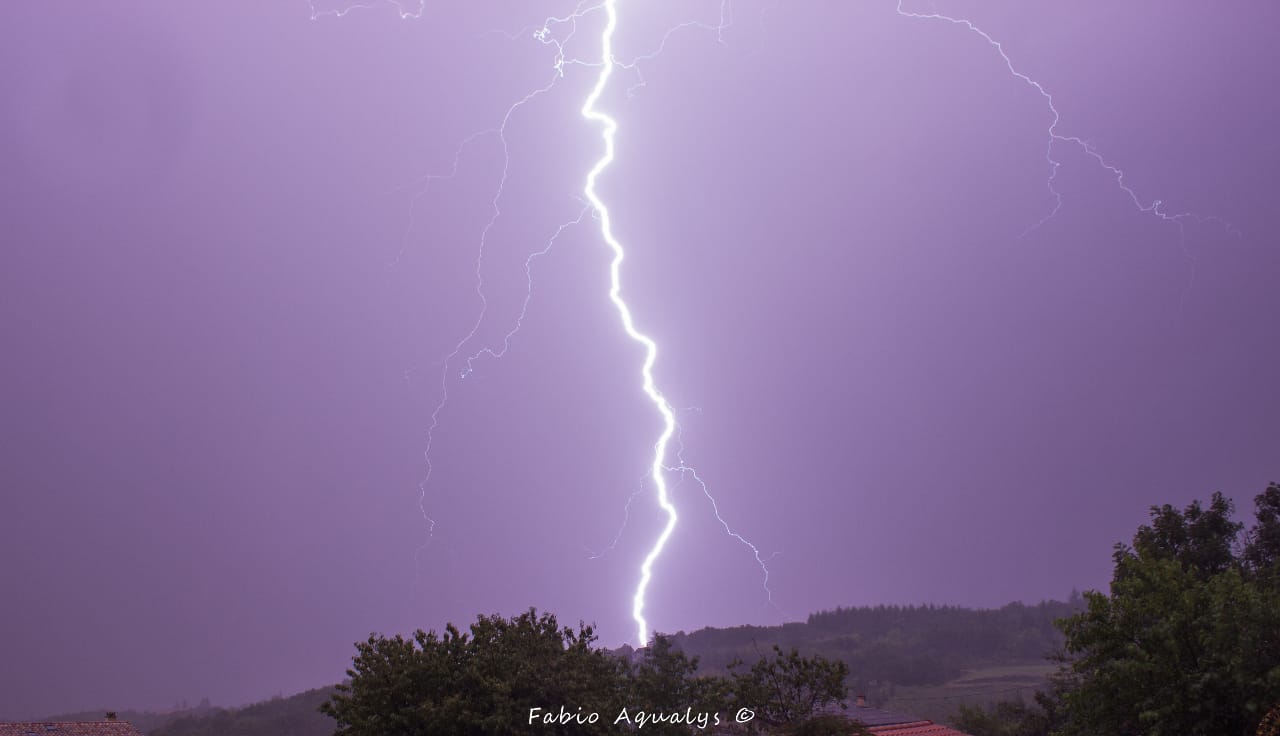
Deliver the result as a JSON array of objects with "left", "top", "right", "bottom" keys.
[{"left": 878, "top": 662, "right": 1058, "bottom": 725}]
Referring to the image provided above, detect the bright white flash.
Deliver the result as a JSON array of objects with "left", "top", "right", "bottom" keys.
[
  {"left": 581, "top": 0, "right": 679, "bottom": 646},
  {"left": 314, "top": 0, "right": 771, "bottom": 648},
  {"left": 315, "top": 0, "right": 1227, "bottom": 650}
]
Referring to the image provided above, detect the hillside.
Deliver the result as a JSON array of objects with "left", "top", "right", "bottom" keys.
[
  {"left": 672, "top": 598, "right": 1080, "bottom": 685},
  {"left": 148, "top": 687, "right": 335, "bottom": 736},
  {"left": 32, "top": 599, "right": 1081, "bottom": 735},
  {"left": 31, "top": 690, "right": 334, "bottom": 736}
]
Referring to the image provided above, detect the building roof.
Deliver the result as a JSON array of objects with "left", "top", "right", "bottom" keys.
[
  {"left": 821, "top": 702, "right": 972, "bottom": 736},
  {"left": 867, "top": 721, "right": 972, "bottom": 735},
  {"left": 0, "top": 723, "right": 144, "bottom": 736},
  {"left": 844, "top": 703, "right": 922, "bottom": 726}
]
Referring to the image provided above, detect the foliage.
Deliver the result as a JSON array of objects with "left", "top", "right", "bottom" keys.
[
  {"left": 1052, "top": 488, "right": 1280, "bottom": 735},
  {"left": 320, "top": 608, "right": 629, "bottom": 736},
  {"left": 1244, "top": 482, "right": 1280, "bottom": 575},
  {"left": 950, "top": 697, "right": 1053, "bottom": 736},
  {"left": 1131, "top": 491, "right": 1243, "bottom": 579},
  {"left": 779, "top": 713, "right": 872, "bottom": 736},
  {"left": 673, "top": 598, "right": 1082, "bottom": 693},
  {"left": 628, "top": 633, "right": 729, "bottom": 734},
  {"left": 151, "top": 689, "right": 335, "bottom": 736},
  {"left": 727, "top": 645, "right": 849, "bottom": 734},
  {"left": 1259, "top": 702, "right": 1280, "bottom": 736},
  {"left": 321, "top": 612, "right": 864, "bottom": 736},
  {"left": 45, "top": 598, "right": 1082, "bottom": 736}
]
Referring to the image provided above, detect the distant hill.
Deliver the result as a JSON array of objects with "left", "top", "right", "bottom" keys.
[
  {"left": 665, "top": 597, "right": 1083, "bottom": 709},
  {"left": 20, "top": 707, "right": 205, "bottom": 735},
  {"left": 33, "top": 598, "right": 1081, "bottom": 736},
  {"left": 32, "top": 690, "right": 334, "bottom": 736},
  {"left": 147, "top": 687, "right": 335, "bottom": 736}
]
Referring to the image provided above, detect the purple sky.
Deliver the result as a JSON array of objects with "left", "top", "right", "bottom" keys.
[{"left": 3, "top": 0, "right": 1278, "bottom": 720}]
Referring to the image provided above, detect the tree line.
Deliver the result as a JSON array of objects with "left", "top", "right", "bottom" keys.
[
  {"left": 319, "top": 610, "right": 859, "bottom": 736},
  {"left": 955, "top": 483, "right": 1280, "bottom": 735},
  {"left": 669, "top": 597, "right": 1081, "bottom": 690},
  {"left": 150, "top": 481, "right": 1280, "bottom": 735}
]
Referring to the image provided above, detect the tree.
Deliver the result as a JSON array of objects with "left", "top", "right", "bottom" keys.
[
  {"left": 1244, "top": 482, "right": 1280, "bottom": 575},
  {"left": 1052, "top": 490, "right": 1280, "bottom": 735},
  {"left": 781, "top": 713, "right": 871, "bottom": 736},
  {"left": 1258, "top": 702, "right": 1280, "bottom": 736},
  {"left": 1131, "top": 491, "right": 1241, "bottom": 580},
  {"left": 727, "top": 644, "right": 850, "bottom": 734},
  {"left": 951, "top": 699, "right": 1052, "bottom": 736},
  {"left": 321, "top": 609, "right": 630, "bottom": 736},
  {"left": 628, "top": 633, "right": 730, "bottom": 734},
  {"left": 152, "top": 687, "right": 335, "bottom": 736}
]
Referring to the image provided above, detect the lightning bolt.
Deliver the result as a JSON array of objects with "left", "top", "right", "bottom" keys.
[
  {"left": 581, "top": 0, "right": 680, "bottom": 646},
  {"left": 584, "top": 478, "right": 646, "bottom": 561},
  {"left": 411, "top": 73, "right": 565, "bottom": 557},
  {"left": 399, "top": 3, "right": 611, "bottom": 566},
  {"left": 666, "top": 410, "right": 783, "bottom": 616},
  {"left": 314, "top": 0, "right": 774, "bottom": 646},
  {"left": 460, "top": 205, "right": 591, "bottom": 376},
  {"left": 307, "top": 0, "right": 424, "bottom": 21},
  {"left": 325, "top": 0, "right": 1229, "bottom": 648},
  {"left": 894, "top": 1, "right": 1236, "bottom": 243}
]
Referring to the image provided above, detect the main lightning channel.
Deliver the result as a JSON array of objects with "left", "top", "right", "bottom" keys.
[
  {"left": 315, "top": 0, "right": 770, "bottom": 644},
  {"left": 581, "top": 0, "right": 678, "bottom": 647}
]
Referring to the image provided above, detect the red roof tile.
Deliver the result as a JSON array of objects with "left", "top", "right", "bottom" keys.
[
  {"left": 0, "top": 723, "right": 144, "bottom": 736},
  {"left": 867, "top": 721, "right": 972, "bottom": 736}
]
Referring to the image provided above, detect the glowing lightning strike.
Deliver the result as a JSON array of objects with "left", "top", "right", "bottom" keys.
[
  {"left": 666, "top": 411, "right": 783, "bottom": 615},
  {"left": 412, "top": 73, "right": 563, "bottom": 553},
  {"left": 893, "top": 2, "right": 1237, "bottom": 245},
  {"left": 581, "top": 0, "right": 679, "bottom": 646},
  {"left": 312, "top": 0, "right": 1233, "bottom": 649},
  {"left": 307, "top": 0, "right": 423, "bottom": 20},
  {"left": 315, "top": 0, "right": 771, "bottom": 645}
]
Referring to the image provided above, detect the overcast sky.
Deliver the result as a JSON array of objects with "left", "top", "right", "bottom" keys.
[{"left": 3, "top": 0, "right": 1278, "bottom": 719}]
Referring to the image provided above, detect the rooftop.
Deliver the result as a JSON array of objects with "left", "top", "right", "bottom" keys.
[
  {"left": 867, "top": 720, "right": 972, "bottom": 735},
  {"left": 0, "top": 723, "right": 144, "bottom": 736},
  {"left": 817, "top": 701, "right": 973, "bottom": 736},
  {"left": 845, "top": 703, "right": 922, "bottom": 726}
]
